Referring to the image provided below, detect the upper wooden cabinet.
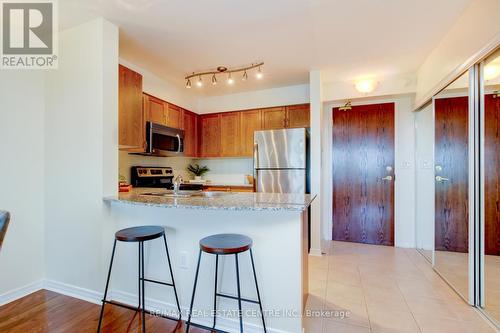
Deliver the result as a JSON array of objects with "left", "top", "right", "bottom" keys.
[
  {"left": 144, "top": 94, "right": 166, "bottom": 126},
  {"left": 182, "top": 110, "right": 198, "bottom": 157},
  {"left": 200, "top": 114, "right": 221, "bottom": 157},
  {"left": 220, "top": 112, "right": 241, "bottom": 157},
  {"left": 166, "top": 103, "right": 183, "bottom": 129},
  {"left": 240, "top": 109, "right": 261, "bottom": 157},
  {"left": 286, "top": 104, "right": 310, "bottom": 128},
  {"left": 119, "top": 65, "right": 144, "bottom": 151},
  {"left": 261, "top": 107, "right": 287, "bottom": 130}
]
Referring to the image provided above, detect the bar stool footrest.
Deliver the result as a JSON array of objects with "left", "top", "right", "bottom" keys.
[
  {"left": 102, "top": 300, "right": 181, "bottom": 322},
  {"left": 216, "top": 292, "right": 260, "bottom": 305},
  {"left": 141, "top": 277, "right": 174, "bottom": 287}
]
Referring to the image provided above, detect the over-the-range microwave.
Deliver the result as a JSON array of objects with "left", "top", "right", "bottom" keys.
[{"left": 134, "top": 121, "right": 184, "bottom": 157}]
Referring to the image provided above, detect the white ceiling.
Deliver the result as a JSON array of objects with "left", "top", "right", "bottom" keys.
[{"left": 59, "top": 0, "right": 472, "bottom": 97}]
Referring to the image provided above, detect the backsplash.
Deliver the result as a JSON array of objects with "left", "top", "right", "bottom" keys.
[{"left": 119, "top": 151, "right": 193, "bottom": 183}]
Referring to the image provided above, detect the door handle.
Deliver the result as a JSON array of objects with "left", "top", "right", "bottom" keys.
[
  {"left": 435, "top": 176, "right": 450, "bottom": 182},
  {"left": 381, "top": 176, "right": 393, "bottom": 181}
]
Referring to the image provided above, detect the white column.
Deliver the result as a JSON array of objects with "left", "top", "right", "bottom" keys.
[{"left": 309, "top": 70, "right": 323, "bottom": 256}]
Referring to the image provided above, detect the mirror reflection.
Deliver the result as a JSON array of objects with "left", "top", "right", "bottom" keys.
[
  {"left": 482, "top": 49, "right": 500, "bottom": 324},
  {"left": 433, "top": 71, "right": 470, "bottom": 300}
]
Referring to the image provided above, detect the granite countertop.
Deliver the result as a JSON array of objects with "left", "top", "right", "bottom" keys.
[
  {"left": 201, "top": 183, "right": 253, "bottom": 188},
  {"left": 104, "top": 191, "right": 315, "bottom": 212}
]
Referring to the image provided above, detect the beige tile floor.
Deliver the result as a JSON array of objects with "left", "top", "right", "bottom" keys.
[
  {"left": 305, "top": 241, "right": 499, "bottom": 333},
  {"left": 435, "top": 250, "right": 500, "bottom": 324}
]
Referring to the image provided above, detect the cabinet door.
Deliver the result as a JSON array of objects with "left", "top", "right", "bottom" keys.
[
  {"left": 119, "top": 65, "right": 144, "bottom": 150},
  {"left": 287, "top": 104, "right": 310, "bottom": 128},
  {"left": 261, "top": 107, "right": 287, "bottom": 129},
  {"left": 182, "top": 110, "right": 198, "bottom": 157},
  {"left": 200, "top": 114, "right": 221, "bottom": 157},
  {"left": 220, "top": 112, "right": 241, "bottom": 157},
  {"left": 144, "top": 94, "right": 166, "bottom": 125},
  {"left": 240, "top": 109, "right": 261, "bottom": 157},
  {"left": 166, "top": 103, "right": 183, "bottom": 129}
]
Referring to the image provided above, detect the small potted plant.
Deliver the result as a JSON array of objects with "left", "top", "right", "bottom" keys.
[{"left": 187, "top": 164, "right": 210, "bottom": 181}]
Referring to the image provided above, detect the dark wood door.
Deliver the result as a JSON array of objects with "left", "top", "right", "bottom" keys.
[
  {"left": 434, "top": 96, "right": 469, "bottom": 253},
  {"left": 485, "top": 94, "right": 500, "bottom": 255},
  {"left": 332, "top": 103, "right": 395, "bottom": 245}
]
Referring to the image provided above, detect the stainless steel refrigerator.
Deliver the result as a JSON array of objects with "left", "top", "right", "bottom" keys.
[{"left": 253, "top": 128, "right": 309, "bottom": 194}]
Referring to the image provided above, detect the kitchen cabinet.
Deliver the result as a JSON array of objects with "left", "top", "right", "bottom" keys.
[
  {"left": 200, "top": 114, "right": 221, "bottom": 157},
  {"left": 144, "top": 94, "right": 166, "bottom": 125},
  {"left": 182, "top": 109, "right": 198, "bottom": 157},
  {"left": 220, "top": 112, "right": 241, "bottom": 157},
  {"left": 261, "top": 107, "right": 287, "bottom": 129},
  {"left": 119, "top": 65, "right": 144, "bottom": 150},
  {"left": 203, "top": 185, "right": 254, "bottom": 192},
  {"left": 240, "top": 109, "right": 261, "bottom": 157},
  {"left": 166, "top": 103, "right": 183, "bottom": 129},
  {"left": 286, "top": 104, "right": 310, "bottom": 128}
]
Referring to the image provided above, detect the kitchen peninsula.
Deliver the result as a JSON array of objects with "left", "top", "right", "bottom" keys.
[{"left": 103, "top": 191, "right": 314, "bottom": 333}]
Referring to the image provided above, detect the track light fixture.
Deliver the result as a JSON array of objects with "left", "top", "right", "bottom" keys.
[{"left": 185, "top": 62, "right": 264, "bottom": 88}]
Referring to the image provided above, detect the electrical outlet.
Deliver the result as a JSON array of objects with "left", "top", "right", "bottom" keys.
[{"left": 179, "top": 251, "right": 188, "bottom": 269}]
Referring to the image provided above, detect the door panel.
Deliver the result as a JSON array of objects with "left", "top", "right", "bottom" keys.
[
  {"left": 261, "top": 107, "right": 287, "bottom": 129},
  {"left": 220, "top": 112, "right": 241, "bottom": 157},
  {"left": 332, "top": 103, "right": 395, "bottom": 246},
  {"left": 200, "top": 114, "right": 220, "bottom": 157},
  {"left": 240, "top": 109, "right": 262, "bottom": 157},
  {"left": 254, "top": 128, "right": 306, "bottom": 169},
  {"left": 287, "top": 104, "right": 310, "bottom": 128},
  {"left": 485, "top": 94, "right": 500, "bottom": 255},
  {"left": 166, "top": 103, "right": 183, "bottom": 129},
  {"left": 434, "top": 96, "right": 469, "bottom": 253},
  {"left": 256, "top": 169, "right": 306, "bottom": 194}
]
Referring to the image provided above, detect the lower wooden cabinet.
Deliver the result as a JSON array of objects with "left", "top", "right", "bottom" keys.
[{"left": 203, "top": 185, "right": 254, "bottom": 192}]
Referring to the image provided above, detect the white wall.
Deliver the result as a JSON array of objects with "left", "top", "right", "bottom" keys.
[
  {"left": 414, "top": 103, "right": 435, "bottom": 251},
  {"left": 44, "top": 18, "right": 118, "bottom": 292},
  {"left": 415, "top": 0, "right": 500, "bottom": 108},
  {"left": 323, "top": 95, "right": 417, "bottom": 248},
  {"left": 119, "top": 59, "right": 198, "bottom": 112},
  {"left": 195, "top": 158, "right": 253, "bottom": 184},
  {"left": 0, "top": 72, "right": 46, "bottom": 301},
  {"left": 198, "top": 84, "right": 309, "bottom": 114}
]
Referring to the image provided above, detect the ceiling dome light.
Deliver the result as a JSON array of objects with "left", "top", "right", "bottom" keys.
[
  {"left": 355, "top": 79, "right": 377, "bottom": 94},
  {"left": 484, "top": 64, "right": 500, "bottom": 81},
  {"left": 196, "top": 75, "right": 203, "bottom": 87},
  {"left": 186, "top": 78, "right": 192, "bottom": 89},
  {"left": 211, "top": 74, "right": 217, "bottom": 85},
  {"left": 256, "top": 66, "right": 263, "bottom": 79},
  {"left": 227, "top": 73, "right": 234, "bottom": 85}
]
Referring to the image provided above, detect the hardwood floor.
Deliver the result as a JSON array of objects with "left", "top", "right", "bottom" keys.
[{"left": 0, "top": 290, "right": 208, "bottom": 333}]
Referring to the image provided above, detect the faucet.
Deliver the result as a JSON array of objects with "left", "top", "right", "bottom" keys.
[{"left": 173, "top": 175, "right": 183, "bottom": 194}]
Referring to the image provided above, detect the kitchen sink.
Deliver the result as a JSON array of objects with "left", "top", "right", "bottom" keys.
[{"left": 139, "top": 191, "right": 232, "bottom": 198}]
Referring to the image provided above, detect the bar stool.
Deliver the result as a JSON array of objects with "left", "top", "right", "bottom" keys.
[
  {"left": 186, "top": 233, "right": 266, "bottom": 333},
  {"left": 97, "top": 226, "right": 181, "bottom": 332}
]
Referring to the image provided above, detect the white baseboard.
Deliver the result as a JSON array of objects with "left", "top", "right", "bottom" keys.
[
  {"left": 0, "top": 280, "right": 44, "bottom": 306},
  {"left": 40, "top": 279, "right": 289, "bottom": 333},
  {"left": 43, "top": 279, "right": 102, "bottom": 305},
  {"left": 309, "top": 248, "right": 322, "bottom": 256}
]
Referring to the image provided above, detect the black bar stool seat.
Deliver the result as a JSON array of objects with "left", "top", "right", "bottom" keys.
[
  {"left": 200, "top": 233, "right": 252, "bottom": 254},
  {"left": 116, "top": 225, "right": 164, "bottom": 242},
  {"left": 97, "top": 226, "right": 181, "bottom": 333},
  {"left": 186, "top": 233, "right": 266, "bottom": 333}
]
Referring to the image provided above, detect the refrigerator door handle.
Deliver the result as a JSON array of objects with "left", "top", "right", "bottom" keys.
[{"left": 253, "top": 142, "right": 259, "bottom": 190}]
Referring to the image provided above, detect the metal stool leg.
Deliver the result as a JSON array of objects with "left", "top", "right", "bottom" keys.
[
  {"left": 138, "top": 242, "right": 142, "bottom": 311},
  {"left": 212, "top": 254, "right": 219, "bottom": 329},
  {"left": 141, "top": 241, "right": 146, "bottom": 333},
  {"left": 162, "top": 234, "right": 181, "bottom": 320},
  {"left": 235, "top": 253, "right": 243, "bottom": 333},
  {"left": 250, "top": 249, "right": 267, "bottom": 333},
  {"left": 96, "top": 239, "right": 117, "bottom": 333},
  {"left": 186, "top": 250, "right": 202, "bottom": 333}
]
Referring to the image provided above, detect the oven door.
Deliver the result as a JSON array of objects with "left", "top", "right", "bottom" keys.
[{"left": 146, "top": 122, "right": 184, "bottom": 156}]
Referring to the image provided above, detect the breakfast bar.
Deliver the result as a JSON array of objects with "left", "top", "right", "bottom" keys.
[{"left": 104, "top": 191, "right": 314, "bottom": 333}]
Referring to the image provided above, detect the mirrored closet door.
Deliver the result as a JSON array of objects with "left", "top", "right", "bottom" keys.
[
  {"left": 480, "top": 48, "right": 500, "bottom": 325},
  {"left": 433, "top": 71, "right": 471, "bottom": 301}
]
